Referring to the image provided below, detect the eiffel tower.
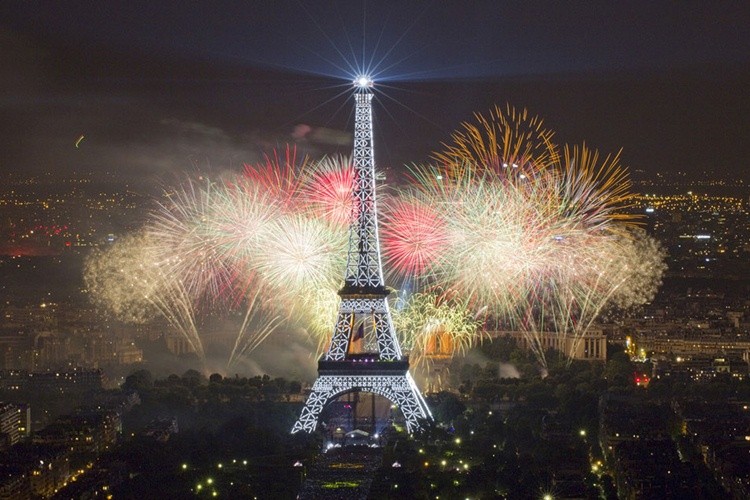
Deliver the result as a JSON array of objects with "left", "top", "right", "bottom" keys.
[{"left": 291, "top": 76, "right": 432, "bottom": 434}]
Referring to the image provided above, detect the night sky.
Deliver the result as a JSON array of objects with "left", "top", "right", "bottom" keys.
[{"left": 2, "top": 1, "right": 749, "bottom": 188}]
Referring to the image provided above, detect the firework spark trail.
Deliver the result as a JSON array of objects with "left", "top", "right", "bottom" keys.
[
  {"left": 381, "top": 194, "right": 449, "bottom": 277},
  {"left": 392, "top": 292, "right": 482, "bottom": 370},
  {"left": 146, "top": 272, "right": 205, "bottom": 361},
  {"left": 253, "top": 212, "right": 347, "bottom": 302},
  {"left": 300, "top": 155, "right": 355, "bottom": 228},
  {"left": 242, "top": 146, "right": 310, "bottom": 210},
  {"left": 227, "top": 287, "right": 285, "bottom": 371},
  {"left": 433, "top": 104, "right": 559, "bottom": 177},
  {"left": 84, "top": 232, "right": 205, "bottom": 360},
  {"left": 147, "top": 178, "right": 239, "bottom": 310},
  {"left": 557, "top": 144, "right": 635, "bottom": 232}
]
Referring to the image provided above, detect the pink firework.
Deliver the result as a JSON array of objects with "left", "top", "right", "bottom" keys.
[
  {"left": 242, "top": 145, "right": 308, "bottom": 211},
  {"left": 381, "top": 196, "right": 449, "bottom": 277},
  {"left": 302, "top": 156, "right": 355, "bottom": 228}
]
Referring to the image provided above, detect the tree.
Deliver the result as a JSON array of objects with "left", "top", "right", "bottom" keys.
[
  {"left": 123, "top": 369, "right": 154, "bottom": 392},
  {"left": 272, "top": 377, "right": 289, "bottom": 393},
  {"left": 430, "top": 392, "right": 466, "bottom": 423},
  {"left": 604, "top": 351, "right": 633, "bottom": 389},
  {"left": 181, "top": 369, "right": 206, "bottom": 387},
  {"left": 289, "top": 380, "right": 302, "bottom": 394}
]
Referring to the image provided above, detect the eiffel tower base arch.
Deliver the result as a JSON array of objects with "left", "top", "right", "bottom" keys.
[{"left": 292, "top": 372, "right": 431, "bottom": 434}]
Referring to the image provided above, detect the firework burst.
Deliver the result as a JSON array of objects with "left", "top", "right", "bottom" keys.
[
  {"left": 381, "top": 107, "right": 668, "bottom": 367},
  {"left": 253, "top": 213, "right": 347, "bottom": 300},
  {"left": 242, "top": 146, "right": 309, "bottom": 210},
  {"left": 301, "top": 155, "right": 355, "bottom": 227},
  {"left": 85, "top": 148, "right": 357, "bottom": 369},
  {"left": 381, "top": 194, "right": 449, "bottom": 277},
  {"left": 433, "top": 104, "right": 559, "bottom": 178},
  {"left": 85, "top": 100, "right": 665, "bottom": 374},
  {"left": 147, "top": 178, "right": 240, "bottom": 310},
  {"left": 84, "top": 231, "right": 205, "bottom": 360},
  {"left": 393, "top": 292, "right": 482, "bottom": 365}
]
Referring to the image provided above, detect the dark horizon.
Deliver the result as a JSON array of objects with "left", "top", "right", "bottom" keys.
[{"left": 1, "top": 1, "right": 749, "bottom": 191}]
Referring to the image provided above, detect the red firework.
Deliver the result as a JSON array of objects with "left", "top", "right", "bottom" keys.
[
  {"left": 302, "top": 156, "right": 355, "bottom": 228},
  {"left": 242, "top": 145, "right": 308, "bottom": 211},
  {"left": 381, "top": 197, "right": 449, "bottom": 277}
]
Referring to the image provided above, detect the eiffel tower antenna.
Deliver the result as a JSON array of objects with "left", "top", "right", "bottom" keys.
[{"left": 292, "top": 75, "right": 433, "bottom": 434}]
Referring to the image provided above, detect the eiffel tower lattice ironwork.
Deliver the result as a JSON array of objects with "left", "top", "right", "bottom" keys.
[{"left": 291, "top": 77, "right": 433, "bottom": 434}]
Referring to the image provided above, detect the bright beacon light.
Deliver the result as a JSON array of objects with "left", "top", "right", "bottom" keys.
[{"left": 354, "top": 75, "right": 374, "bottom": 89}]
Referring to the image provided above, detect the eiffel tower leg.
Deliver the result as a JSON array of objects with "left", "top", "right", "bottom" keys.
[
  {"left": 291, "top": 378, "right": 334, "bottom": 434},
  {"left": 389, "top": 373, "right": 433, "bottom": 433}
]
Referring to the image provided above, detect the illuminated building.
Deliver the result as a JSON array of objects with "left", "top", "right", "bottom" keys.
[
  {"left": 490, "top": 329, "right": 607, "bottom": 361},
  {"left": 0, "top": 404, "right": 20, "bottom": 449}
]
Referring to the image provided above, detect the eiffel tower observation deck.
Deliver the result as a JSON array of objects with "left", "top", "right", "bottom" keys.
[{"left": 291, "top": 76, "right": 433, "bottom": 434}]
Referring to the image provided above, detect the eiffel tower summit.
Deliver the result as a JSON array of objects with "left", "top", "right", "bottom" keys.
[{"left": 291, "top": 76, "right": 433, "bottom": 434}]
